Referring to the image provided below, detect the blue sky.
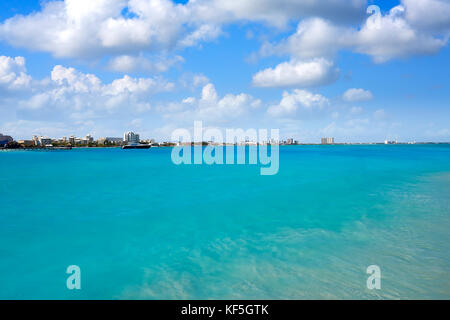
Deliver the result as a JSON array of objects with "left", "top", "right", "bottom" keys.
[{"left": 0, "top": 0, "right": 449, "bottom": 142}]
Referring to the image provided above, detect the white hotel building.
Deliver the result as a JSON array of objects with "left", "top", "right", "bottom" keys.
[{"left": 123, "top": 132, "right": 140, "bottom": 144}]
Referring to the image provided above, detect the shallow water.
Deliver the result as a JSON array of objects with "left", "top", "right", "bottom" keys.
[{"left": 1, "top": 145, "right": 449, "bottom": 299}]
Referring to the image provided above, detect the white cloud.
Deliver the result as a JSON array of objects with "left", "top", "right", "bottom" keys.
[
  {"left": 0, "top": 0, "right": 447, "bottom": 89},
  {"left": 178, "top": 73, "right": 210, "bottom": 90},
  {"left": 342, "top": 88, "right": 373, "bottom": 102},
  {"left": 402, "top": 0, "right": 450, "bottom": 34},
  {"left": 107, "top": 55, "right": 184, "bottom": 73},
  {"left": 160, "top": 83, "right": 261, "bottom": 124},
  {"left": 182, "top": 97, "right": 196, "bottom": 104},
  {"left": 0, "top": 56, "right": 31, "bottom": 91},
  {"left": 51, "top": 65, "right": 102, "bottom": 93},
  {"left": 354, "top": 5, "right": 446, "bottom": 63},
  {"left": 373, "top": 109, "right": 387, "bottom": 120},
  {"left": 2, "top": 119, "right": 71, "bottom": 139},
  {"left": 104, "top": 74, "right": 174, "bottom": 95},
  {"left": 252, "top": 58, "right": 340, "bottom": 88},
  {"left": 255, "top": 0, "right": 449, "bottom": 81},
  {"left": 345, "top": 117, "right": 370, "bottom": 127},
  {"left": 350, "top": 106, "right": 363, "bottom": 115},
  {"left": 128, "top": 118, "right": 143, "bottom": 128},
  {"left": 190, "top": 0, "right": 367, "bottom": 27},
  {"left": 201, "top": 83, "right": 219, "bottom": 102},
  {"left": 267, "top": 89, "right": 329, "bottom": 117},
  {"left": 25, "top": 93, "right": 51, "bottom": 110},
  {"left": 0, "top": 0, "right": 206, "bottom": 59},
  {"left": 193, "top": 75, "right": 210, "bottom": 87},
  {"left": 0, "top": 0, "right": 126, "bottom": 58},
  {"left": 260, "top": 18, "right": 351, "bottom": 60},
  {"left": 320, "top": 118, "right": 371, "bottom": 138},
  {"left": 197, "top": 83, "right": 261, "bottom": 121},
  {"left": 2, "top": 59, "right": 175, "bottom": 119},
  {"left": 178, "top": 24, "right": 222, "bottom": 48},
  {"left": 0, "top": 0, "right": 367, "bottom": 61}
]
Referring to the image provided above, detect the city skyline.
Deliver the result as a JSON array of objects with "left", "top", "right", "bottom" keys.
[
  {"left": 5, "top": 129, "right": 435, "bottom": 146},
  {"left": 1, "top": 0, "right": 450, "bottom": 143}
]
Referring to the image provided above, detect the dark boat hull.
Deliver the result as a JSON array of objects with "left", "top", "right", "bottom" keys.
[{"left": 122, "top": 144, "right": 151, "bottom": 149}]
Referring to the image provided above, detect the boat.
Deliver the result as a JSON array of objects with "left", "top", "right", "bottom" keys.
[
  {"left": 53, "top": 146, "right": 72, "bottom": 150},
  {"left": 122, "top": 143, "right": 152, "bottom": 149}
]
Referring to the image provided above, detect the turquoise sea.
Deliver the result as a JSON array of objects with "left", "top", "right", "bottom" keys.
[{"left": 0, "top": 145, "right": 449, "bottom": 299}]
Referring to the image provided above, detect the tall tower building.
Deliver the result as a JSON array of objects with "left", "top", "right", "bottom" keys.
[{"left": 124, "top": 132, "right": 140, "bottom": 144}]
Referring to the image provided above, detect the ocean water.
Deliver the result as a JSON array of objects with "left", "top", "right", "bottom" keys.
[{"left": 0, "top": 145, "right": 449, "bottom": 299}]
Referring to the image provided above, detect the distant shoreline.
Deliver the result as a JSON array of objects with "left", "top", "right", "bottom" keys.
[{"left": 2, "top": 142, "right": 450, "bottom": 151}]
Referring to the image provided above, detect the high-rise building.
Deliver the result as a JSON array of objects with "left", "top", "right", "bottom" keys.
[
  {"left": 39, "top": 137, "right": 52, "bottom": 146},
  {"left": 32, "top": 135, "right": 39, "bottom": 146},
  {"left": 31, "top": 135, "right": 52, "bottom": 146},
  {"left": 124, "top": 132, "right": 140, "bottom": 144},
  {"left": 321, "top": 137, "right": 334, "bottom": 144},
  {"left": 98, "top": 137, "right": 123, "bottom": 145}
]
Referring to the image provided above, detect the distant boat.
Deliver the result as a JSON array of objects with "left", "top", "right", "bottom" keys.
[
  {"left": 53, "top": 146, "right": 72, "bottom": 150},
  {"left": 122, "top": 144, "right": 151, "bottom": 150}
]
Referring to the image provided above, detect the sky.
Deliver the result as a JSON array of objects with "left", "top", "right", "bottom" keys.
[{"left": 0, "top": 0, "right": 449, "bottom": 143}]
